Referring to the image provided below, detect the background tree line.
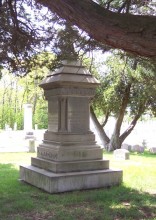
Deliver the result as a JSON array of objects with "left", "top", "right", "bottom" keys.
[{"left": 0, "top": 53, "right": 54, "bottom": 130}]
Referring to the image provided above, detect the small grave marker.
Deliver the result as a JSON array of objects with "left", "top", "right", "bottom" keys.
[{"left": 114, "top": 149, "right": 130, "bottom": 160}]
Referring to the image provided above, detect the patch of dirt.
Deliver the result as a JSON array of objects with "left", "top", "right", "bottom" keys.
[{"left": 139, "top": 206, "right": 156, "bottom": 219}]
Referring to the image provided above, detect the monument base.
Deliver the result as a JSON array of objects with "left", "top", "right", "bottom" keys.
[{"left": 20, "top": 165, "right": 122, "bottom": 193}]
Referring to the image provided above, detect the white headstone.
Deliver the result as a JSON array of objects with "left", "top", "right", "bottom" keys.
[
  {"left": 14, "top": 122, "right": 17, "bottom": 131},
  {"left": 114, "top": 149, "right": 130, "bottom": 160},
  {"left": 23, "top": 104, "right": 33, "bottom": 132}
]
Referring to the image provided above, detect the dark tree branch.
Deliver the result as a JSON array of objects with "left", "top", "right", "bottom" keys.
[
  {"left": 7, "top": 0, "right": 19, "bottom": 28},
  {"left": 126, "top": 0, "right": 131, "bottom": 14},
  {"left": 101, "top": 111, "right": 110, "bottom": 127},
  {"left": 119, "top": 101, "right": 146, "bottom": 143},
  {"left": 113, "top": 83, "right": 132, "bottom": 136},
  {"left": 90, "top": 106, "right": 110, "bottom": 145},
  {"left": 118, "top": 0, "right": 128, "bottom": 13},
  {"left": 36, "top": 0, "right": 156, "bottom": 58},
  {"left": 106, "top": 0, "right": 114, "bottom": 10}
]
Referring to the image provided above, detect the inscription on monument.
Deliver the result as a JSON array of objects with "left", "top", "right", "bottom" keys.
[
  {"left": 38, "top": 148, "right": 58, "bottom": 160},
  {"left": 73, "top": 151, "right": 87, "bottom": 158}
]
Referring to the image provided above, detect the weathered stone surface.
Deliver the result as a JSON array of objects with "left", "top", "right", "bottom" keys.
[
  {"left": 44, "top": 88, "right": 95, "bottom": 97},
  {"left": 40, "top": 61, "right": 99, "bottom": 91},
  {"left": 29, "top": 139, "right": 35, "bottom": 153},
  {"left": 44, "top": 131, "right": 96, "bottom": 143},
  {"left": 20, "top": 165, "right": 122, "bottom": 193},
  {"left": 31, "top": 157, "right": 109, "bottom": 173},
  {"left": 114, "top": 149, "right": 130, "bottom": 160},
  {"left": 37, "top": 145, "right": 103, "bottom": 162},
  {"left": 131, "top": 145, "right": 144, "bottom": 153}
]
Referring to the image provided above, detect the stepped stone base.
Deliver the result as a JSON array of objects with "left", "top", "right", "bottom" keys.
[
  {"left": 20, "top": 165, "right": 122, "bottom": 193},
  {"left": 31, "top": 157, "right": 109, "bottom": 173}
]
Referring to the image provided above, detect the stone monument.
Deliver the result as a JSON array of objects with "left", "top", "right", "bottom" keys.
[{"left": 20, "top": 60, "right": 122, "bottom": 193}]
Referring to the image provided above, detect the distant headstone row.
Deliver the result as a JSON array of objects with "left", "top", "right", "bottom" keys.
[{"left": 121, "top": 143, "right": 156, "bottom": 154}]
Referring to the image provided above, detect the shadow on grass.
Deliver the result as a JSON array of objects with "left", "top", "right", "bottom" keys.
[{"left": 0, "top": 163, "right": 155, "bottom": 220}]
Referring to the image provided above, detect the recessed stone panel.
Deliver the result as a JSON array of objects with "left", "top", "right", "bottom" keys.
[
  {"left": 68, "top": 97, "right": 89, "bottom": 133},
  {"left": 48, "top": 98, "right": 59, "bottom": 132}
]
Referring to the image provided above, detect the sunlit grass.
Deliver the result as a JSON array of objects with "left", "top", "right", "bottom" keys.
[
  {"left": 0, "top": 152, "right": 155, "bottom": 220},
  {"left": 104, "top": 151, "right": 156, "bottom": 193}
]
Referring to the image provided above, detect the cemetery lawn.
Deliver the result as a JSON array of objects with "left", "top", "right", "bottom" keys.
[{"left": 0, "top": 152, "right": 155, "bottom": 220}]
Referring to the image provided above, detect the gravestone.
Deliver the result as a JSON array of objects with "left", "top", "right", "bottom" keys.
[
  {"left": 14, "top": 122, "right": 17, "bottom": 131},
  {"left": 131, "top": 145, "right": 144, "bottom": 153},
  {"left": 20, "top": 60, "right": 122, "bottom": 193},
  {"left": 29, "top": 139, "right": 35, "bottom": 153},
  {"left": 114, "top": 149, "right": 130, "bottom": 160},
  {"left": 23, "top": 104, "right": 34, "bottom": 139}
]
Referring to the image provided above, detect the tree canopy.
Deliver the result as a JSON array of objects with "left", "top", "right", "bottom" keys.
[
  {"left": 36, "top": 0, "right": 156, "bottom": 58},
  {"left": 0, "top": 0, "right": 156, "bottom": 74},
  {"left": 91, "top": 53, "right": 156, "bottom": 150}
]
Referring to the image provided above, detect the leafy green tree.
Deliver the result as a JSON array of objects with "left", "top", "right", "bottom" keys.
[
  {"left": 0, "top": 70, "right": 23, "bottom": 129},
  {"left": 0, "top": 52, "right": 54, "bottom": 129},
  {"left": 91, "top": 54, "right": 156, "bottom": 151}
]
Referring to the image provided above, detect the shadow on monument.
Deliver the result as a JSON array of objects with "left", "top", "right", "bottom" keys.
[{"left": 0, "top": 163, "right": 155, "bottom": 220}]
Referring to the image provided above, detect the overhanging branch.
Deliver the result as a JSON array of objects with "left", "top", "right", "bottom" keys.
[{"left": 36, "top": 0, "right": 156, "bottom": 58}]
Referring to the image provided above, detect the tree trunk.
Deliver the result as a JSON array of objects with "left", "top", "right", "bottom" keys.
[
  {"left": 90, "top": 106, "right": 109, "bottom": 148},
  {"left": 107, "top": 83, "right": 131, "bottom": 151},
  {"left": 91, "top": 83, "right": 131, "bottom": 151},
  {"left": 108, "top": 133, "right": 122, "bottom": 152},
  {"left": 37, "top": 0, "right": 156, "bottom": 58},
  {"left": 119, "top": 102, "right": 146, "bottom": 143},
  {"left": 91, "top": 101, "right": 147, "bottom": 152}
]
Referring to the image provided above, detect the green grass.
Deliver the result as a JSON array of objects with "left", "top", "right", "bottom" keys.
[{"left": 0, "top": 152, "right": 156, "bottom": 220}]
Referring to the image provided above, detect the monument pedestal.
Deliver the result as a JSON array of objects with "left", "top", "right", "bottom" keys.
[
  {"left": 20, "top": 60, "right": 122, "bottom": 193},
  {"left": 20, "top": 165, "right": 122, "bottom": 193}
]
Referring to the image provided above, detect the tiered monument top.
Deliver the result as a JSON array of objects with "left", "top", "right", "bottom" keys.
[{"left": 40, "top": 60, "right": 99, "bottom": 89}]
